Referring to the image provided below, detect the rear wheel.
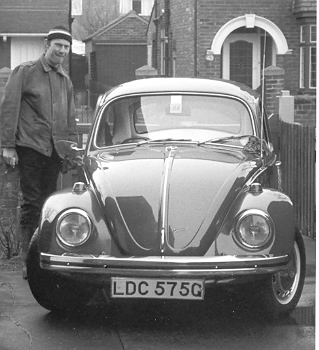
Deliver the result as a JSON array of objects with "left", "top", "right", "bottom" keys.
[
  {"left": 26, "top": 231, "right": 95, "bottom": 313},
  {"left": 252, "top": 229, "right": 306, "bottom": 318}
]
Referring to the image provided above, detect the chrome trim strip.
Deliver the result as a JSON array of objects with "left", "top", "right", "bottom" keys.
[
  {"left": 160, "top": 147, "right": 175, "bottom": 252},
  {"left": 162, "top": 146, "right": 179, "bottom": 252},
  {"left": 40, "top": 266, "right": 286, "bottom": 277},
  {"left": 40, "top": 253, "right": 289, "bottom": 277}
]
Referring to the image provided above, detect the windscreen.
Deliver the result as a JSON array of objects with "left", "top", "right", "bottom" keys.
[{"left": 95, "top": 94, "right": 253, "bottom": 147}]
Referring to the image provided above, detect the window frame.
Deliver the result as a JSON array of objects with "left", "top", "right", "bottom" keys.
[
  {"left": 299, "top": 23, "right": 316, "bottom": 92},
  {"left": 120, "top": 0, "right": 153, "bottom": 15},
  {"left": 309, "top": 46, "right": 316, "bottom": 89},
  {"left": 299, "top": 47, "right": 305, "bottom": 88}
]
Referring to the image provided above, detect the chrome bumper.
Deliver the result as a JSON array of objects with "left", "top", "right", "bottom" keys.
[{"left": 40, "top": 253, "right": 290, "bottom": 278}]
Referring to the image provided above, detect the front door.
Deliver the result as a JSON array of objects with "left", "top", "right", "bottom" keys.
[{"left": 222, "top": 34, "right": 260, "bottom": 89}]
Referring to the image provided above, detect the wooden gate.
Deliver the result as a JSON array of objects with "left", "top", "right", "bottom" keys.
[{"left": 279, "top": 121, "right": 316, "bottom": 238}]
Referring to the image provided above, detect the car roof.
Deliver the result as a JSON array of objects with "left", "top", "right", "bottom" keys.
[{"left": 101, "top": 77, "right": 260, "bottom": 105}]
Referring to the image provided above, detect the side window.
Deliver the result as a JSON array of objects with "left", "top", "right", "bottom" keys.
[{"left": 96, "top": 107, "right": 115, "bottom": 147}]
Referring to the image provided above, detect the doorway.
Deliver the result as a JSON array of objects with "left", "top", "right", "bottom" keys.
[{"left": 222, "top": 34, "right": 260, "bottom": 89}]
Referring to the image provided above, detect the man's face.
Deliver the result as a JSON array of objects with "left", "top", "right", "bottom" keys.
[{"left": 45, "top": 38, "right": 71, "bottom": 66}]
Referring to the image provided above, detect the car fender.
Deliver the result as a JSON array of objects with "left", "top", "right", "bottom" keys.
[
  {"left": 209, "top": 188, "right": 295, "bottom": 257},
  {"left": 37, "top": 187, "right": 114, "bottom": 256}
]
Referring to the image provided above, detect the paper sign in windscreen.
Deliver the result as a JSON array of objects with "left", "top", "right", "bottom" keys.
[{"left": 170, "top": 95, "right": 182, "bottom": 114}]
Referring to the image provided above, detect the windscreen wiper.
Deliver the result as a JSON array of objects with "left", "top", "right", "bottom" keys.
[
  {"left": 198, "top": 134, "right": 256, "bottom": 145},
  {"left": 136, "top": 138, "right": 193, "bottom": 146}
]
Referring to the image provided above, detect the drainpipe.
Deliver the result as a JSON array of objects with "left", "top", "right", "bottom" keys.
[
  {"left": 164, "top": 0, "right": 170, "bottom": 76},
  {"left": 68, "top": 0, "right": 73, "bottom": 77},
  {"left": 154, "top": 0, "right": 158, "bottom": 69},
  {"left": 194, "top": 0, "right": 198, "bottom": 77}
]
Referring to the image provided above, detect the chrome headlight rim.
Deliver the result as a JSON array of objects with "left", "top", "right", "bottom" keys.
[
  {"left": 56, "top": 209, "right": 92, "bottom": 248},
  {"left": 234, "top": 209, "right": 274, "bottom": 250}
]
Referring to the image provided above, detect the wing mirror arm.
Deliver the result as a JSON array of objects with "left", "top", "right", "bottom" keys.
[
  {"left": 71, "top": 144, "right": 85, "bottom": 153},
  {"left": 55, "top": 140, "right": 85, "bottom": 167}
]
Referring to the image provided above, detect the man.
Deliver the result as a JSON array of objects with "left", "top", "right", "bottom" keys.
[{"left": 0, "top": 26, "right": 78, "bottom": 279}]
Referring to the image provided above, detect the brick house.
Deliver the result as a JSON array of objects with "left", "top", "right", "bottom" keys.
[
  {"left": 83, "top": 0, "right": 155, "bottom": 107},
  {"left": 148, "top": 0, "right": 316, "bottom": 126}
]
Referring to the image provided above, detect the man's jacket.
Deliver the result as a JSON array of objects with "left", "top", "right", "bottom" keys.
[{"left": 0, "top": 55, "right": 78, "bottom": 157}]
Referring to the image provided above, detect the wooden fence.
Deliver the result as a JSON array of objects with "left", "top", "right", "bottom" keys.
[{"left": 279, "top": 121, "right": 316, "bottom": 238}]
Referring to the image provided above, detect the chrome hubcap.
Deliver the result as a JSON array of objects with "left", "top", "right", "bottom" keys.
[{"left": 272, "top": 242, "right": 301, "bottom": 304}]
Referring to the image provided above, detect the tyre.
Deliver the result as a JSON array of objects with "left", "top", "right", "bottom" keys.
[
  {"left": 252, "top": 228, "right": 306, "bottom": 318},
  {"left": 26, "top": 231, "right": 95, "bottom": 313}
]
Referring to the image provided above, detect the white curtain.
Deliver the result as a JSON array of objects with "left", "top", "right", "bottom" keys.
[
  {"left": 142, "top": 0, "right": 154, "bottom": 15},
  {"left": 120, "top": 0, "right": 154, "bottom": 15},
  {"left": 120, "top": 0, "right": 131, "bottom": 14}
]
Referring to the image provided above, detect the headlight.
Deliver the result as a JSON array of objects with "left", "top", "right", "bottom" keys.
[
  {"left": 234, "top": 209, "right": 274, "bottom": 250},
  {"left": 56, "top": 209, "right": 92, "bottom": 247}
]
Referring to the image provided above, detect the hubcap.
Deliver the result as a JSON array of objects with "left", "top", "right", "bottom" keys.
[{"left": 272, "top": 241, "right": 301, "bottom": 304}]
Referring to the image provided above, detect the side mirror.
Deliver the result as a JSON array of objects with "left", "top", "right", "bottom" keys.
[
  {"left": 56, "top": 140, "right": 84, "bottom": 158},
  {"left": 70, "top": 144, "right": 85, "bottom": 153}
]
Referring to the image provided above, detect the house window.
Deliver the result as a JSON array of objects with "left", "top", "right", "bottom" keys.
[
  {"left": 299, "top": 24, "right": 316, "bottom": 91},
  {"left": 310, "top": 47, "right": 316, "bottom": 88},
  {"left": 132, "top": 0, "right": 141, "bottom": 13},
  {"left": 300, "top": 47, "right": 305, "bottom": 88},
  {"left": 120, "top": 0, "right": 154, "bottom": 15},
  {"left": 310, "top": 25, "right": 316, "bottom": 42}
]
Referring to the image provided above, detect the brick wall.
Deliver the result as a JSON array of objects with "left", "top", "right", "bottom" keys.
[
  {"left": 97, "top": 16, "right": 148, "bottom": 42},
  {"left": 170, "top": 0, "right": 195, "bottom": 77},
  {"left": 294, "top": 95, "right": 316, "bottom": 126},
  {"left": 264, "top": 66, "right": 285, "bottom": 114},
  {"left": 0, "top": 167, "right": 20, "bottom": 227},
  {"left": 0, "top": 68, "right": 21, "bottom": 234},
  {"left": 196, "top": 0, "right": 300, "bottom": 94}
]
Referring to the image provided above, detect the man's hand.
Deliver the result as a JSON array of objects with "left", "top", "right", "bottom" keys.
[
  {"left": 2, "top": 148, "right": 18, "bottom": 168},
  {"left": 61, "top": 155, "right": 82, "bottom": 174}
]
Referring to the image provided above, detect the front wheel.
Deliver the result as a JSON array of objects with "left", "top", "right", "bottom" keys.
[
  {"left": 26, "top": 231, "right": 95, "bottom": 313},
  {"left": 252, "top": 229, "right": 306, "bottom": 318}
]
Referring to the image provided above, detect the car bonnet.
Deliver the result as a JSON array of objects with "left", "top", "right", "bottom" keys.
[{"left": 85, "top": 145, "right": 261, "bottom": 256}]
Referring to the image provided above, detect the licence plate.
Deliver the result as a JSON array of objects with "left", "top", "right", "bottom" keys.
[{"left": 111, "top": 278, "right": 204, "bottom": 300}]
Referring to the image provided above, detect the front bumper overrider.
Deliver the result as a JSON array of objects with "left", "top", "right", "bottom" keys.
[{"left": 40, "top": 252, "right": 290, "bottom": 278}]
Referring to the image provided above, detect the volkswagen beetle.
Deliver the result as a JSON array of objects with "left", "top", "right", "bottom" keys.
[{"left": 27, "top": 77, "right": 305, "bottom": 317}]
